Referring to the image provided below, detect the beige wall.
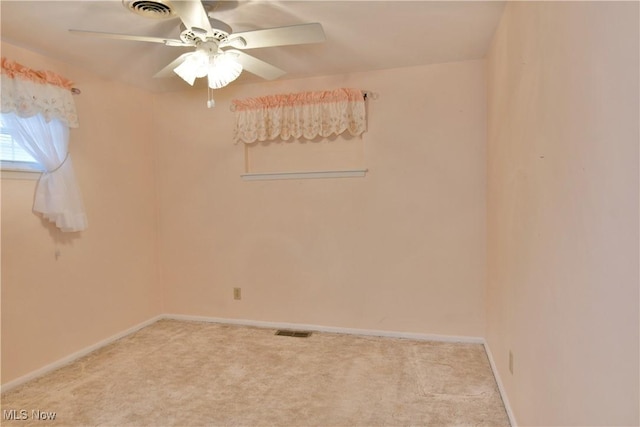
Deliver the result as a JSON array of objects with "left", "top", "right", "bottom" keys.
[
  {"left": 154, "top": 59, "right": 487, "bottom": 337},
  {"left": 1, "top": 43, "right": 162, "bottom": 384},
  {"left": 486, "top": 2, "right": 639, "bottom": 425}
]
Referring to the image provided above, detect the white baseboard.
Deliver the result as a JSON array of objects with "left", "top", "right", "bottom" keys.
[
  {"left": 164, "top": 313, "right": 485, "bottom": 344},
  {"left": 483, "top": 340, "right": 517, "bottom": 427},
  {"left": 1, "top": 315, "right": 163, "bottom": 393}
]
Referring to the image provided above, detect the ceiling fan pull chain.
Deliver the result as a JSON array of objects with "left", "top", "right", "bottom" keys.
[{"left": 207, "top": 87, "right": 215, "bottom": 109}]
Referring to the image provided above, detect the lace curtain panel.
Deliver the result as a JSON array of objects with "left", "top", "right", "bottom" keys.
[
  {"left": 232, "top": 88, "right": 366, "bottom": 144},
  {"left": 1, "top": 58, "right": 87, "bottom": 232}
]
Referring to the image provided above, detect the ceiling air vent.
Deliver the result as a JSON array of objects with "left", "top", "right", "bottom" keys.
[{"left": 123, "top": 0, "right": 175, "bottom": 19}]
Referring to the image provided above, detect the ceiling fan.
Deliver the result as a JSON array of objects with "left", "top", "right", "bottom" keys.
[{"left": 69, "top": 0, "right": 325, "bottom": 94}]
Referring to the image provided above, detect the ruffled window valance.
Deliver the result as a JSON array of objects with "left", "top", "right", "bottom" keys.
[
  {"left": 1, "top": 58, "right": 79, "bottom": 128},
  {"left": 232, "top": 88, "right": 366, "bottom": 144}
]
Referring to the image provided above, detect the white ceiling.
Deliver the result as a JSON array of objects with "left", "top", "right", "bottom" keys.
[{"left": 0, "top": 1, "right": 505, "bottom": 93}]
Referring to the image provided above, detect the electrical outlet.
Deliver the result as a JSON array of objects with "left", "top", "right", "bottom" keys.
[
  {"left": 509, "top": 350, "right": 514, "bottom": 375},
  {"left": 233, "top": 287, "right": 241, "bottom": 300}
]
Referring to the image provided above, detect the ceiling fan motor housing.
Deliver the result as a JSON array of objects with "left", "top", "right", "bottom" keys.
[
  {"left": 179, "top": 26, "right": 229, "bottom": 44},
  {"left": 178, "top": 14, "right": 233, "bottom": 44}
]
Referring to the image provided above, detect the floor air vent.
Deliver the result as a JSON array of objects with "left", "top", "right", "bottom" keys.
[{"left": 275, "top": 330, "right": 312, "bottom": 338}]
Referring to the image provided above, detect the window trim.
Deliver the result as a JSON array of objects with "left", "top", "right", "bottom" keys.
[
  {"left": 0, "top": 159, "right": 45, "bottom": 179},
  {"left": 1, "top": 159, "right": 44, "bottom": 172}
]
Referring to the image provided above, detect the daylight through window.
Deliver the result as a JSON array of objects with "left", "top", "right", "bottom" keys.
[{"left": 0, "top": 119, "right": 43, "bottom": 171}]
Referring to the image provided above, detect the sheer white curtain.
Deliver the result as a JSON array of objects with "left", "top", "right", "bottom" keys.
[
  {"left": 1, "top": 113, "right": 87, "bottom": 231},
  {"left": 1, "top": 58, "right": 87, "bottom": 232},
  {"left": 232, "top": 88, "right": 367, "bottom": 144}
]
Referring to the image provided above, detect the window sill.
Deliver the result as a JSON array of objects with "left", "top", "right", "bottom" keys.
[
  {"left": 1, "top": 169, "right": 41, "bottom": 180},
  {"left": 241, "top": 169, "right": 368, "bottom": 181}
]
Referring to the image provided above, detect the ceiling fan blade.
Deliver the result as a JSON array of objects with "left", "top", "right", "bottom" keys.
[
  {"left": 222, "top": 23, "right": 325, "bottom": 50},
  {"left": 227, "top": 50, "right": 286, "bottom": 81},
  {"left": 69, "top": 29, "right": 189, "bottom": 46},
  {"left": 153, "top": 53, "right": 193, "bottom": 78},
  {"left": 170, "top": 0, "right": 214, "bottom": 37}
]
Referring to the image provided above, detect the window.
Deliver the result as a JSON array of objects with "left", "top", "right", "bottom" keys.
[
  {"left": 1, "top": 58, "right": 87, "bottom": 230},
  {"left": 0, "top": 119, "right": 44, "bottom": 172},
  {"left": 233, "top": 88, "right": 369, "bottom": 180}
]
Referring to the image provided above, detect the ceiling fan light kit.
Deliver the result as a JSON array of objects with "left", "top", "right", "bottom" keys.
[
  {"left": 70, "top": 0, "right": 326, "bottom": 107},
  {"left": 172, "top": 40, "right": 242, "bottom": 90}
]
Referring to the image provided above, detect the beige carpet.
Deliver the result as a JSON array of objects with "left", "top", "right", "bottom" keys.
[{"left": 1, "top": 319, "right": 510, "bottom": 426}]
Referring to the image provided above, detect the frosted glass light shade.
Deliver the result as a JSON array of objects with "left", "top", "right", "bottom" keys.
[
  {"left": 207, "top": 53, "right": 243, "bottom": 89},
  {"left": 173, "top": 51, "right": 209, "bottom": 86}
]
